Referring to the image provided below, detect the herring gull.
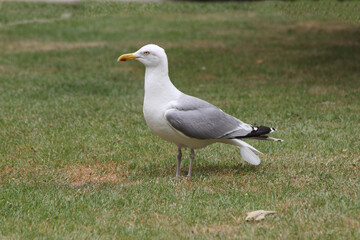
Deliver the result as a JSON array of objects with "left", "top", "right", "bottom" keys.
[{"left": 118, "top": 44, "right": 282, "bottom": 178}]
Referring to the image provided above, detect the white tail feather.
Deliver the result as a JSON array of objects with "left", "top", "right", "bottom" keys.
[
  {"left": 239, "top": 146, "right": 261, "bottom": 165},
  {"left": 222, "top": 139, "right": 262, "bottom": 165},
  {"left": 233, "top": 139, "right": 263, "bottom": 155}
]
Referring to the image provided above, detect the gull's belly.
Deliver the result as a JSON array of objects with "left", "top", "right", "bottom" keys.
[{"left": 143, "top": 104, "right": 212, "bottom": 149}]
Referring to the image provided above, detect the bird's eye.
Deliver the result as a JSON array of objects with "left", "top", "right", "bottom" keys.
[{"left": 143, "top": 51, "right": 150, "bottom": 55}]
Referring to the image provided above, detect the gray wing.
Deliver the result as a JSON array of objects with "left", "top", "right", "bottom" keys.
[{"left": 165, "top": 94, "right": 253, "bottom": 139}]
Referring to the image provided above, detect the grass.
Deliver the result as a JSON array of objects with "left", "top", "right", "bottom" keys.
[{"left": 0, "top": 0, "right": 359, "bottom": 239}]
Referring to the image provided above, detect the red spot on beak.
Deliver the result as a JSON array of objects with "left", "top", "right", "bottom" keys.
[{"left": 120, "top": 58, "right": 127, "bottom": 61}]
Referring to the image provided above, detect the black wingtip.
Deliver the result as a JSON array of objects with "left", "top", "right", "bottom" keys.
[{"left": 240, "top": 126, "right": 276, "bottom": 139}]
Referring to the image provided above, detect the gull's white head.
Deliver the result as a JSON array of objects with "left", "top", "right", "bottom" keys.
[{"left": 117, "top": 44, "right": 167, "bottom": 68}]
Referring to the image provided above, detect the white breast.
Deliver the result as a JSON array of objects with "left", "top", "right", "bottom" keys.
[
  {"left": 143, "top": 98, "right": 180, "bottom": 144},
  {"left": 142, "top": 63, "right": 214, "bottom": 149}
]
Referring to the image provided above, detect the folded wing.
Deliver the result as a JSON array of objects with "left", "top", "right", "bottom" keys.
[{"left": 165, "top": 95, "right": 253, "bottom": 140}]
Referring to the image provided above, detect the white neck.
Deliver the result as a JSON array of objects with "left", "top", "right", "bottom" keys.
[{"left": 144, "top": 62, "right": 181, "bottom": 104}]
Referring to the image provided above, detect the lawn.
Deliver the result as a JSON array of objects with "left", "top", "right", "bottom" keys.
[{"left": 0, "top": 1, "right": 359, "bottom": 239}]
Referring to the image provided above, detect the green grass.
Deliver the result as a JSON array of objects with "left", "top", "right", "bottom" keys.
[{"left": 0, "top": 1, "right": 359, "bottom": 239}]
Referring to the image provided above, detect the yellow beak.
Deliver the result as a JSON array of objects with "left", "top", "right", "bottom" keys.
[{"left": 117, "top": 53, "right": 139, "bottom": 62}]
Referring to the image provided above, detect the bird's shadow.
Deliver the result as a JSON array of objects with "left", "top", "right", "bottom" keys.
[
  {"left": 189, "top": 163, "right": 259, "bottom": 177},
  {"left": 144, "top": 161, "right": 260, "bottom": 179}
]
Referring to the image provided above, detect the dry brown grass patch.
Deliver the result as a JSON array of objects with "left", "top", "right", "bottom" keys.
[
  {"left": 64, "top": 162, "right": 129, "bottom": 186},
  {"left": 157, "top": 12, "right": 257, "bottom": 22},
  {"left": 296, "top": 20, "right": 356, "bottom": 32},
  {"left": 2, "top": 41, "right": 105, "bottom": 54},
  {"left": 277, "top": 20, "right": 358, "bottom": 34},
  {"left": 0, "top": 65, "right": 17, "bottom": 74},
  {"left": 159, "top": 40, "right": 227, "bottom": 50},
  {"left": 190, "top": 224, "right": 239, "bottom": 236},
  {"left": 108, "top": 39, "right": 228, "bottom": 52}
]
